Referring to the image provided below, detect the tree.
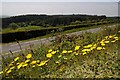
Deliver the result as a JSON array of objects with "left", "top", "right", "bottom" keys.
[{"left": 9, "top": 23, "right": 19, "bottom": 30}]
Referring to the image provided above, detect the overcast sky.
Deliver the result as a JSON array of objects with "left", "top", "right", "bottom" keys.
[
  {"left": 1, "top": 0, "right": 120, "bottom": 2},
  {"left": 1, "top": 0, "right": 120, "bottom": 17}
]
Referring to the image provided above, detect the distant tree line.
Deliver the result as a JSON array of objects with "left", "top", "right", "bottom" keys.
[{"left": 2, "top": 14, "right": 107, "bottom": 29}]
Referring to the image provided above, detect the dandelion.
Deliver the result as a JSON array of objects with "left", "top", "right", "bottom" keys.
[
  {"left": 75, "top": 46, "right": 80, "bottom": 50},
  {"left": 84, "top": 44, "right": 93, "bottom": 48},
  {"left": 55, "top": 61, "right": 60, "bottom": 64},
  {"left": 58, "top": 55, "right": 62, "bottom": 58},
  {"left": 17, "top": 62, "right": 24, "bottom": 69},
  {"left": 62, "top": 50, "right": 67, "bottom": 53},
  {"left": 22, "top": 64, "right": 28, "bottom": 67},
  {"left": 30, "top": 61, "right": 37, "bottom": 65},
  {"left": 97, "top": 47, "right": 103, "bottom": 50},
  {"left": 105, "top": 36, "right": 109, "bottom": 39},
  {"left": 46, "top": 53, "right": 52, "bottom": 58},
  {"left": 51, "top": 51, "right": 56, "bottom": 54},
  {"left": 82, "top": 52, "right": 87, "bottom": 55},
  {"left": 93, "top": 44, "right": 97, "bottom": 47},
  {"left": 82, "top": 49, "right": 87, "bottom": 52},
  {"left": 115, "top": 38, "right": 119, "bottom": 41},
  {"left": 101, "top": 43, "right": 105, "bottom": 46},
  {"left": 102, "top": 47, "right": 105, "bottom": 50},
  {"left": 14, "top": 57, "right": 19, "bottom": 61},
  {"left": 109, "top": 35, "right": 113, "bottom": 39},
  {"left": 48, "top": 49, "right": 52, "bottom": 53},
  {"left": 6, "top": 69, "right": 12, "bottom": 74},
  {"left": 90, "top": 47, "right": 94, "bottom": 50},
  {"left": 68, "top": 50, "right": 73, "bottom": 53},
  {"left": 73, "top": 52, "right": 79, "bottom": 55},
  {"left": 17, "top": 63, "right": 20, "bottom": 65},
  {"left": 104, "top": 41, "right": 109, "bottom": 44},
  {"left": 64, "top": 57, "right": 68, "bottom": 60},
  {"left": 0, "top": 71, "right": 3, "bottom": 75},
  {"left": 25, "top": 59, "right": 30, "bottom": 63},
  {"left": 111, "top": 40, "right": 116, "bottom": 43},
  {"left": 9, "top": 63, "right": 13, "bottom": 67},
  {"left": 38, "top": 60, "right": 48, "bottom": 67},
  {"left": 10, "top": 66, "right": 15, "bottom": 70},
  {"left": 36, "top": 60, "right": 40, "bottom": 63},
  {"left": 114, "top": 37, "right": 118, "bottom": 39},
  {"left": 26, "top": 53, "right": 32, "bottom": 59},
  {"left": 5, "top": 68, "right": 8, "bottom": 72},
  {"left": 32, "top": 65, "right": 36, "bottom": 68}
]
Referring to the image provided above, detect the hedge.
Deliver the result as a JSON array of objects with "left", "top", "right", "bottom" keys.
[{"left": 1, "top": 21, "right": 116, "bottom": 43}]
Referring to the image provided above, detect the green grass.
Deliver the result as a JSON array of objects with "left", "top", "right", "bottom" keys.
[
  {"left": 0, "top": 25, "right": 120, "bottom": 78},
  {"left": 2, "top": 23, "right": 118, "bottom": 45}
]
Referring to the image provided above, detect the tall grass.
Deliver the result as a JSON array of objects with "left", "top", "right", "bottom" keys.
[{"left": 0, "top": 25, "right": 120, "bottom": 78}]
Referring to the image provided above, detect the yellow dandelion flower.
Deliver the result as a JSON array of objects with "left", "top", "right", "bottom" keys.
[
  {"left": 84, "top": 44, "right": 92, "bottom": 48},
  {"left": 101, "top": 43, "right": 105, "bottom": 46},
  {"left": 46, "top": 53, "right": 52, "bottom": 58},
  {"left": 64, "top": 57, "right": 68, "bottom": 60},
  {"left": 75, "top": 46, "right": 80, "bottom": 50},
  {"left": 68, "top": 50, "right": 73, "bottom": 53},
  {"left": 58, "top": 55, "right": 62, "bottom": 58},
  {"left": 90, "top": 47, "right": 94, "bottom": 50},
  {"left": 22, "top": 63, "right": 28, "bottom": 67},
  {"left": 105, "top": 36, "right": 109, "bottom": 39},
  {"left": 93, "top": 44, "right": 97, "bottom": 47},
  {"left": 115, "top": 38, "right": 118, "bottom": 41},
  {"left": 17, "top": 63, "right": 19, "bottom": 65},
  {"left": 62, "top": 50, "right": 67, "bottom": 53},
  {"left": 86, "top": 49, "right": 91, "bottom": 52},
  {"left": 9, "top": 63, "right": 13, "bottom": 67},
  {"left": 114, "top": 37, "right": 118, "bottom": 39},
  {"left": 111, "top": 40, "right": 116, "bottom": 43},
  {"left": 11, "top": 61, "right": 14, "bottom": 64},
  {"left": 109, "top": 35, "right": 113, "bottom": 39},
  {"left": 104, "top": 41, "right": 109, "bottom": 43},
  {"left": 51, "top": 51, "right": 56, "bottom": 54},
  {"left": 10, "top": 66, "right": 15, "bottom": 70},
  {"left": 82, "top": 49, "right": 87, "bottom": 52},
  {"left": 26, "top": 53, "right": 32, "bottom": 59},
  {"left": 6, "top": 69, "right": 12, "bottom": 74},
  {"left": 100, "top": 41, "right": 104, "bottom": 44},
  {"left": 30, "top": 61, "right": 37, "bottom": 65},
  {"left": 102, "top": 47, "right": 105, "bottom": 50},
  {"left": 5, "top": 68, "right": 8, "bottom": 72},
  {"left": 14, "top": 57, "right": 19, "bottom": 61},
  {"left": 57, "top": 50, "right": 59, "bottom": 52},
  {"left": 82, "top": 52, "right": 87, "bottom": 55},
  {"left": 97, "top": 47, "right": 103, "bottom": 50},
  {"left": 0, "top": 71, "right": 3, "bottom": 75},
  {"left": 17, "top": 62, "right": 24, "bottom": 69},
  {"left": 25, "top": 59, "right": 30, "bottom": 63},
  {"left": 55, "top": 61, "right": 60, "bottom": 64},
  {"left": 32, "top": 65, "right": 36, "bottom": 67},
  {"left": 119, "top": 30, "right": 120, "bottom": 32},
  {"left": 48, "top": 49, "right": 52, "bottom": 52},
  {"left": 38, "top": 60, "right": 48, "bottom": 67},
  {"left": 36, "top": 60, "right": 40, "bottom": 63},
  {"left": 73, "top": 52, "right": 79, "bottom": 55}
]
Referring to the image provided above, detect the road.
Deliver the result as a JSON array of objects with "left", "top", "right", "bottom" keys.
[{"left": 0, "top": 24, "right": 118, "bottom": 56}]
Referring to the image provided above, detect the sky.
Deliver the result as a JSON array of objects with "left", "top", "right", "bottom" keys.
[
  {"left": 1, "top": 0, "right": 120, "bottom": 17},
  {"left": 1, "top": 0, "right": 120, "bottom": 2}
]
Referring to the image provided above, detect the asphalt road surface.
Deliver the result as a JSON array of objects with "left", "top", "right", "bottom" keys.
[{"left": 1, "top": 24, "right": 118, "bottom": 56}]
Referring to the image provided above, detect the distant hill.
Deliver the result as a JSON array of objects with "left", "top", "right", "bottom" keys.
[{"left": 2, "top": 14, "right": 107, "bottom": 28}]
